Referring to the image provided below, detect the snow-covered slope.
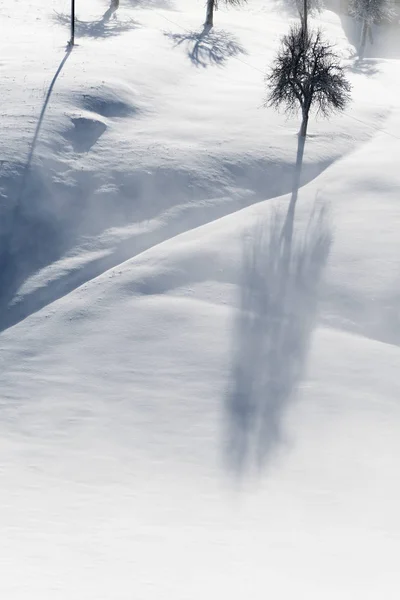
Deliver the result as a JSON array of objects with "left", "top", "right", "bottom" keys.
[
  {"left": 0, "top": 0, "right": 386, "bottom": 324},
  {"left": 1, "top": 0, "right": 400, "bottom": 598}
]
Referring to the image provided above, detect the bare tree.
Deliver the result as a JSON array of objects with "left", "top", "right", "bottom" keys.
[
  {"left": 205, "top": 0, "right": 247, "bottom": 28},
  {"left": 348, "top": 0, "right": 395, "bottom": 55},
  {"left": 266, "top": 25, "right": 351, "bottom": 138},
  {"left": 265, "top": 25, "right": 350, "bottom": 250}
]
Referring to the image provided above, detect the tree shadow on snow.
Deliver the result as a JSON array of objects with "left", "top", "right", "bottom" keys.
[
  {"left": 347, "top": 56, "right": 381, "bottom": 76},
  {"left": 0, "top": 44, "right": 77, "bottom": 331},
  {"left": 127, "top": 0, "right": 174, "bottom": 8},
  {"left": 224, "top": 201, "right": 332, "bottom": 476},
  {"left": 53, "top": 11, "right": 139, "bottom": 39},
  {"left": 164, "top": 26, "right": 246, "bottom": 68},
  {"left": 16, "top": 48, "right": 72, "bottom": 208}
]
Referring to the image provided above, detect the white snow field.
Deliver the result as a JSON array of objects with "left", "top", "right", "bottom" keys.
[{"left": 1, "top": 0, "right": 400, "bottom": 598}]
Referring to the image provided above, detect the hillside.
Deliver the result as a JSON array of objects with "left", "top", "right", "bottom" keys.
[{"left": 1, "top": 0, "right": 400, "bottom": 598}]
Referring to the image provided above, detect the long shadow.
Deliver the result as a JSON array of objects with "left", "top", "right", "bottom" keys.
[
  {"left": 0, "top": 49, "right": 73, "bottom": 326},
  {"left": 53, "top": 11, "right": 139, "bottom": 40},
  {"left": 17, "top": 48, "right": 72, "bottom": 208},
  {"left": 164, "top": 26, "right": 246, "bottom": 68},
  {"left": 225, "top": 200, "right": 332, "bottom": 475}
]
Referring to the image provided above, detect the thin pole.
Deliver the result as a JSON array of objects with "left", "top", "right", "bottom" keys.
[
  {"left": 303, "top": 0, "right": 307, "bottom": 39},
  {"left": 70, "top": 0, "right": 75, "bottom": 46}
]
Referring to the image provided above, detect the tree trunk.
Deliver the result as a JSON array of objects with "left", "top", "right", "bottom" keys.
[
  {"left": 368, "top": 23, "right": 374, "bottom": 45},
  {"left": 303, "top": 0, "right": 308, "bottom": 40},
  {"left": 282, "top": 112, "right": 308, "bottom": 265},
  {"left": 299, "top": 110, "right": 309, "bottom": 138},
  {"left": 287, "top": 131, "right": 306, "bottom": 230},
  {"left": 205, "top": 0, "right": 215, "bottom": 27},
  {"left": 70, "top": 0, "right": 75, "bottom": 46},
  {"left": 359, "top": 20, "right": 367, "bottom": 57},
  {"left": 299, "top": 0, "right": 308, "bottom": 39}
]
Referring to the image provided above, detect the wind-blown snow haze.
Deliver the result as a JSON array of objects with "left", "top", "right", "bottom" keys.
[{"left": 1, "top": 0, "right": 400, "bottom": 598}]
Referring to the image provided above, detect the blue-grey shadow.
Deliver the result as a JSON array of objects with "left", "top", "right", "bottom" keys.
[
  {"left": 225, "top": 201, "right": 332, "bottom": 475},
  {"left": 0, "top": 48, "right": 72, "bottom": 330},
  {"left": 164, "top": 26, "right": 246, "bottom": 67},
  {"left": 16, "top": 48, "right": 72, "bottom": 208},
  {"left": 348, "top": 56, "right": 381, "bottom": 76},
  {"left": 53, "top": 11, "right": 139, "bottom": 39}
]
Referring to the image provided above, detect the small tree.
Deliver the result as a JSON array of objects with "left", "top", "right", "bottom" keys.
[
  {"left": 348, "top": 0, "right": 395, "bottom": 55},
  {"left": 266, "top": 25, "right": 351, "bottom": 138},
  {"left": 205, "top": 0, "right": 247, "bottom": 28},
  {"left": 265, "top": 25, "right": 350, "bottom": 243}
]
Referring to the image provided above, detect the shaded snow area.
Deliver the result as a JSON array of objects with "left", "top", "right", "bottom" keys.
[{"left": 1, "top": 0, "right": 400, "bottom": 598}]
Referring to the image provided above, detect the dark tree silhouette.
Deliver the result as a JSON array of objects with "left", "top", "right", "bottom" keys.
[
  {"left": 266, "top": 25, "right": 351, "bottom": 138},
  {"left": 265, "top": 24, "right": 350, "bottom": 245},
  {"left": 348, "top": 0, "right": 394, "bottom": 56},
  {"left": 205, "top": 0, "right": 246, "bottom": 28}
]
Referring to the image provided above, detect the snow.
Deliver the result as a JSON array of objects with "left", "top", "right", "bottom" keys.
[{"left": 1, "top": 0, "right": 400, "bottom": 598}]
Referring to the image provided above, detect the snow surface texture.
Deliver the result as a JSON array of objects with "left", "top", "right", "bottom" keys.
[{"left": 1, "top": 0, "right": 400, "bottom": 598}]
